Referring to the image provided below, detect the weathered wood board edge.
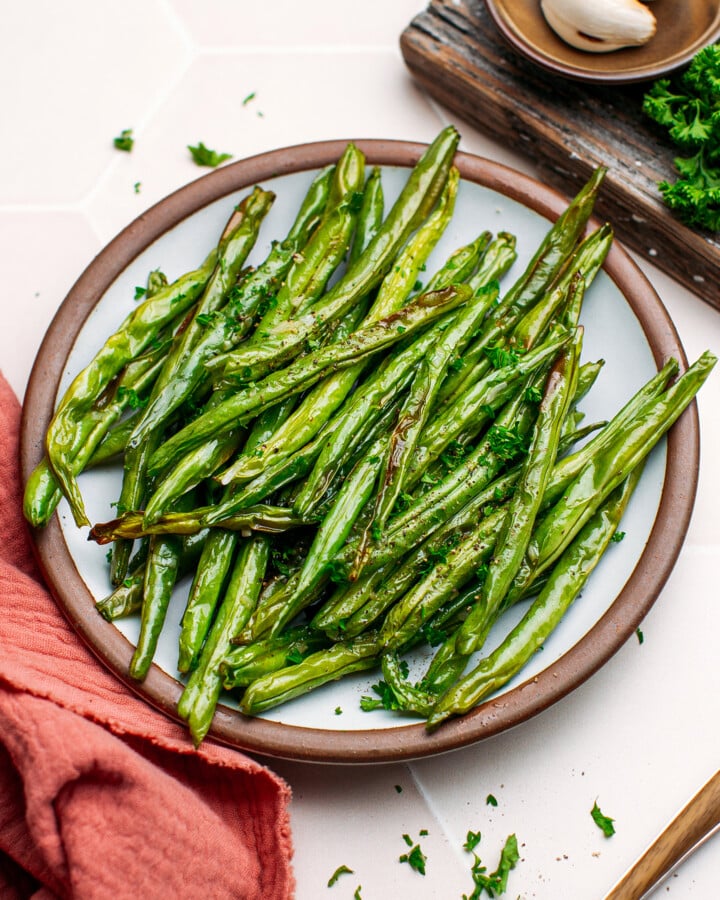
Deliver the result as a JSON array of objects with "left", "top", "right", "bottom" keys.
[{"left": 400, "top": 0, "right": 719, "bottom": 310}]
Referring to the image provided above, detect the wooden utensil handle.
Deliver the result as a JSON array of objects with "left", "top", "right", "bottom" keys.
[{"left": 604, "top": 770, "right": 720, "bottom": 899}]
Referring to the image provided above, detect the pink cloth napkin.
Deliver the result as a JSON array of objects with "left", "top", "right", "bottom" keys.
[{"left": 0, "top": 373, "right": 294, "bottom": 899}]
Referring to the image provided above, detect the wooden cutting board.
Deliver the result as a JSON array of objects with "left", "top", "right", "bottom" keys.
[{"left": 400, "top": 0, "right": 720, "bottom": 311}]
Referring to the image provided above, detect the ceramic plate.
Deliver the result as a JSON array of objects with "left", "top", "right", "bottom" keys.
[
  {"left": 485, "top": 0, "right": 720, "bottom": 84},
  {"left": 21, "top": 139, "right": 698, "bottom": 763}
]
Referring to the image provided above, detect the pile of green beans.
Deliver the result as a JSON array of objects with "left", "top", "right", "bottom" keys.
[{"left": 25, "top": 127, "right": 716, "bottom": 745}]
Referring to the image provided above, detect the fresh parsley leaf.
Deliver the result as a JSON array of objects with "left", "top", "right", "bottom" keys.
[
  {"left": 116, "top": 386, "right": 147, "bottom": 410},
  {"left": 591, "top": 800, "right": 616, "bottom": 837},
  {"left": 285, "top": 647, "right": 304, "bottom": 665},
  {"left": 524, "top": 385, "right": 542, "bottom": 403},
  {"left": 134, "top": 285, "right": 147, "bottom": 300},
  {"left": 327, "top": 864, "right": 353, "bottom": 887},
  {"left": 643, "top": 45, "right": 720, "bottom": 231},
  {"left": 113, "top": 129, "right": 134, "bottom": 152},
  {"left": 360, "top": 680, "right": 399, "bottom": 712},
  {"left": 399, "top": 842, "right": 427, "bottom": 876},
  {"left": 188, "top": 141, "right": 233, "bottom": 168},
  {"left": 464, "top": 830, "right": 482, "bottom": 852},
  {"left": 463, "top": 833, "right": 519, "bottom": 898},
  {"left": 484, "top": 344, "right": 519, "bottom": 369},
  {"left": 487, "top": 424, "right": 527, "bottom": 461}
]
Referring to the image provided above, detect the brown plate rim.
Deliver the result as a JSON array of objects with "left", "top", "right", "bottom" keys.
[
  {"left": 20, "top": 138, "right": 698, "bottom": 764},
  {"left": 484, "top": 0, "right": 720, "bottom": 84}
]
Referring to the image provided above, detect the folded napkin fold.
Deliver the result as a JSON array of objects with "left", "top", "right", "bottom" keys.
[{"left": 0, "top": 374, "right": 294, "bottom": 900}]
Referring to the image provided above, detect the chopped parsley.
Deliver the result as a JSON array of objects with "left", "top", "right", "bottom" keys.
[
  {"left": 116, "top": 386, "right": 147, "bottom": 410},
  {"left": 242, "top": 91, "right": 256, "bottom": 106},
  {"left": 187, "top": 141, "right": 233, "bottom": 168},
  {"left": 462, "top": 833, "right": 519, "bottom": 898},
  {"left": 327, "top": 864, "right": 353, "bottom": 887},
  {"left": 113, "top": 129, "right": 134, "bottom": 152},
  {"left": 334, "top": 706, "right": 342, "bottom": 716},
  {"left": 285, "top": 647, "right": 304, "bottom": 665},
  {"left": 399, "top": 841, "right": 427, "bottom": 876},
  {"left": 610, "top": 530, "right": 626, "bottom": 543},
  {"left": 524, "top": 385, "right": 542, "bottom": 403},
  {"left": 353, "top": 887, "right": 362, "bottom": 900},
  {"left": 484, "top": 344, "right": 520, "bottom": 369},
  {"left": 463, "top": 830, "right": 482, "bottom": 852},
  {"left": 360, "top": 680, "right": 399, "bottom": 712},
  {"left": 487, "top": 424, "right": 527, "bottom": 460},
  {"left": 133, "top": 181, "right": 142, "bottom": 194},
  {"left": 134, "top": 285, "right": 147, "bottom": 300},
  {"left": 394, "top": 784, "right": 403, "bottom": 793},
  {"left": 636, "top": 627, "right": 645, "bottom": 644},
  {"left": 195, "top": 312, "right": 217, "bottom": 327},
  {"left": 591, "top": 800, "right": 616, "bottom": 837},
  {"left": 486, "top": 794, "right": 498, "bottom": 807}
]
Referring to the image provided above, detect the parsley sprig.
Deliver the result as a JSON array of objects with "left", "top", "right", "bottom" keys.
[{"left": 643, "top": 45, "right": 720, "bottom": 231}]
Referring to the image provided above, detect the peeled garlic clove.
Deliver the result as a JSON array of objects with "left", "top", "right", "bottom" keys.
[{"left": 540, "top": 0, "right": 657, "bottom": 53}]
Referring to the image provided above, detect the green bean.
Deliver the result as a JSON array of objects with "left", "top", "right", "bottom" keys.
[
  {"left": 427, "top": 465, "right": 644, "bottom": 729},
  {"left": 88, "top": 503, "right": 308, "bottom": 542},
  {"left": 404, "top": 328, "right": 571, "bottom": 489},
  {"left": 377, "top": 508, "right": 505, "bottom": 652},
  {"left": 24, "top": 340, "right": 171, "bottom": 527},
  {"left": 239, "top": 633, "right": 380, "bottom": 715},
  {"left": 220, "top": 626, "right": 329, "bottom": 690},
  {"left": 207, "top": 127, "right": 460, "bottom": 382},
  {"left": 368, "top": 281, "right": 499, "bottom": 537},
  {"left": 349, "top": 165, "right": 384, "bottom": 266},
  {"left": 513, "top": 351, "right": 717, "bottom": 591},
  {"left": 180, "top": 535, "right": 270, "bottom": 744},
  {"left": 455, "top": 330, "right": 582, "bottom": 656},
  {"left": 124, "top": 170, "right": 332, "bottom": 449},
  {"left": 435, "top": 168, "right": 606, "bottom": 406},
  {"left": 149, "top": 283, "right": 472, "bottom": 475}
]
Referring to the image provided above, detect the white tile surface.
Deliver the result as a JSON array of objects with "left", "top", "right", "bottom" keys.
[{"left": 2, "top": 2, "right": 719, "bottom": 898}]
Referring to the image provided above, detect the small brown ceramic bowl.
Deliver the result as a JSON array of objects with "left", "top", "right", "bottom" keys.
[{"left": 485, "top": 0, "right": 720, "bottom": 84}]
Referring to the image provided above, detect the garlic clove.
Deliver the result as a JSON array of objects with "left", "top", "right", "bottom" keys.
[{"left": 540, "top": 0, "right": 657, "bottom": 53}]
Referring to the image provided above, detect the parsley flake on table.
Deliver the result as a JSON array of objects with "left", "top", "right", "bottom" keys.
[
  {"left": 187, "top": 141, "right": 233, "bottom": 168},
  {"left": 463, "top": 833, "right": 519, "bottom": 898},
  {"left": 399, "top": 840, "right": 427, "bottom": 876},
  {"left": 327, "top": 864, "right": 353, "bottom": 887},
  {"left": 113, "top": 128, "right": 134, "bottom": 152},
  {"left": 486, "top": 794, "right": 498, "bottom": 807},
  {"left": 636, "top": 627, "right": 645, "bottom": 644},
  {"left": 591, "top": 800, "right": 616, "bottom": 837},
  {"left": 242, "top": 91, "right": 256, "bottom": 105}
]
